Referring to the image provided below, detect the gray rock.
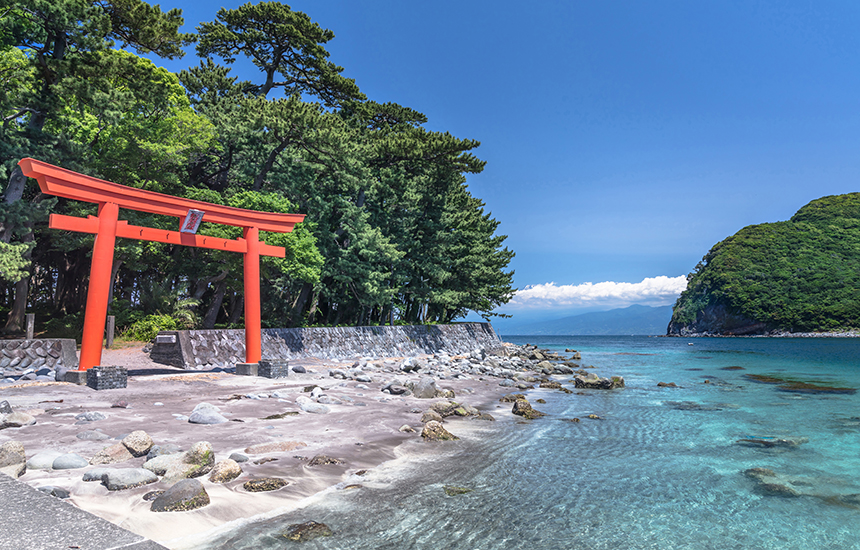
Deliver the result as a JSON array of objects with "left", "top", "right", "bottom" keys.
[
  {"left": 228, "top": 453, "right": 249, "bottom": 463},
  {"left": 1, "top": 411, "right": 36, "bottom": 428},
  {"left": 121, "top": 431, "right": 154, "bottom": 457},
  {"left": 329, "top": 369, "right": 347, "bottom": 379},
  {"left": 75, "top": 411, "right": 107, "bottom": 422},
  {"left": 143, "top": 441, "right": 214, "bottom": 483},
  {"left": 355, "top": 374, "right": 372, "bottom": 383},
  {"left": 188, "top": 409, "right": 229, "bottom": 424},
  {"left": 147, "top": 444, "right": 182, "bottom": 461},
  {"left": 296, "top": 396, "right": 330, "bottom": 414},
  {"left": 76, "top": 429, "right": 110, "bottom": 441},
  {"left": 89, "top": 442, "right": 134, "bottom": 465},
  {"left": 151, "top": 478, "right": 210, "bottom": 512},
  {"left": 103, "top": 468, "right": 158, "bottom": 491},
  {"left": 209, "top": 459, "right": 242, "bottom": 483},
  {"left": 27, "top": 450, "right": 63, "bottom": 470},
  {"left": 37, "top": 486, "right": 70, "bottom": 499},
  {"left": 499, "top": 379, "right": 515, "bottom": 387},
  {"left": 52, "top": 453, "right": 90, "bottom": 470},
  {"left": 0, "top": 441, "right": 26, "bottom": 478},
  {"left": 82, "top": 468, "right": 111, "bottom": 482},
  {"left": 317, "top": 395, "right": 342, "bottom": 405},
  {"left": 413, "top": 377, "right": 439, "bottom": 399},
  {"left": 0, "top": 401, "right": 11, "bottom": 414},
  {"left": 291, "top": 365, "right": 307, "bottom": 374}
]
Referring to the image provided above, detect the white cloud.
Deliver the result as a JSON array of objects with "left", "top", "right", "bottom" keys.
[{"left": 507, "top": 275, "right": 688, "bottom": 310}]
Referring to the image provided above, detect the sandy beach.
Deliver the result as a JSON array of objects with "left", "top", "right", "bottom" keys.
[{"left": 0, "top": 344, "right": 544, "bottom": 548}]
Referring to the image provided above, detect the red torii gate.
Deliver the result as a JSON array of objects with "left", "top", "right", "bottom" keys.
[{"left": 18, "top": 158, "right": 305, "bottom": 371}]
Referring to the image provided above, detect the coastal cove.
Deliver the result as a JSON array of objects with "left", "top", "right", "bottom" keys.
[{"left": 186, "top": 336, "right": 860, "bottom": 549}]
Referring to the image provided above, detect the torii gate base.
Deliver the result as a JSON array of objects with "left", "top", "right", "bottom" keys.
[{"left": 19, "top": 158, "right": 304, "bottom": 384}]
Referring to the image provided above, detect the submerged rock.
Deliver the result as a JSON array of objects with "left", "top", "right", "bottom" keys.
[
  {"left": 573, "top": 373, "right": 624, "bottom": 390},
  {"left": 243, "top": 477, "right": 288, "bottom": 492},
  {"left": 755, "top": 483, "right": 800, "bottom": 498},
  {"left": 444, "top": 485, "right": 473, "bottom": 496},
  {"left": 308, "top": 455, "right": 344, "bottom": 466},
  {"left": 736, "top": 436, "right": 808, "bottom": 449},
  {"left": 282, "top": 521, "right": 333, "bottom": 542}
]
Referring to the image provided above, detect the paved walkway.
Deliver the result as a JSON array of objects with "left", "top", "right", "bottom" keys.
[{"left": 0, "top": 473, "right": 166, "bottom": 550}]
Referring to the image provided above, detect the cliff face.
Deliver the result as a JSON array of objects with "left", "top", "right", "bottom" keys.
[
  {"left": 666, "top": 302, "right": 769, "bottom": 336},
  {"left": 668, "top": 192, "right": 860, "bottom": 336}
]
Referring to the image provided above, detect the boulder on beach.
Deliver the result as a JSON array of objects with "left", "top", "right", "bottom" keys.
[
  {"left": 296, "top": 395, "right": 330, "bottom": 414},
  {"left": 512, "top": 399, "right": 546, "bottom": 420},
  {"left": 122, "top": 431, "right": 154, "bottom": 457},
  {"left": 52, "top": 453, "right": 89, "bottom": 470},
  {"left": 0, "top": 441, "right": 26, "bottom": 478},
  {"left": 89, "top": 442, "right": 134, "bottom": 466},
  {"left": 209, "top": 459, "right": 242, "bottom": 483},
  {"left": 151, "top": 478, "right": 210, "bottom": 512},
  {"left": 0, "top": 400, "right": 11, "bottom": 414},
  {"left": 1, "top": 411, "right": 36, "bottom": 429},
  {"left": 103, "top": 468, "right": 158, "bottom": 491},
  {"left": 421, "top": 420, "right": 459, "bottom": 441},
  {"left": 421, "top": 409, "right": 444, "bottom": 423},
  {"left": 412, "top": 377, "right": 440, "bottom": 399},
  {"left": 143, "top": 441, "right": 214, "bottom": 483},
  {"left": 188, "top": 403, "right": 228, "bottom": 424},
  {"left": 26, "top": 450, "right": 63, "bottom": 470}
]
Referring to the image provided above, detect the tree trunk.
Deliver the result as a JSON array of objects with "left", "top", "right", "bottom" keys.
[
  {"left": 107, "top": 260, "right": 123, "bottom": 313},
  {"left": 4, "top": 277, "right": 28, "bottom": 333},
  {"left": 202, "top": 280, "right": 227, "bottom": 329},
  {"left": 227, "top": 294, "right": 244, "bottom": 326},
  {"left": 288, "top": 282, "right": 313, "bottom": 326}
]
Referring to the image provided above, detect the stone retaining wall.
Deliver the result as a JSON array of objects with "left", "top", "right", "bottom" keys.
[
  {"left": 0, "top": 339, "right": 77, "bottom": 371},
  {"left": 150, "top": 323, "right": 502, "bottom": 369}
]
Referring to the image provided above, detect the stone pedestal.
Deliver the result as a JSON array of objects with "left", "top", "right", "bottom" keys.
[
  {"left": 62, "top": 370, "right": 87, "bottom": 385},
  {"left": 258, "top": 359, "right": 289, "bottom": 379},
  {"left": 235, "top": 363, "right": 258, "bottom": 376},
  {"left": 86, "top": 366, "right": 127, "bottom": 390}
]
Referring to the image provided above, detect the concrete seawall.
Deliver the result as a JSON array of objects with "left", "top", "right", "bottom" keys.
[{"left": 150, "top": 323, "right": 502, "bottom": 369}]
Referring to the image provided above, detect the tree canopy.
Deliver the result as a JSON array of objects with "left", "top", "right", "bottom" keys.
[
  {"left": 669, "top": 192, "right": 860, "bottom": 334},
  {"left": 0, "top": 0, "right": 515, "bottom": 338}
]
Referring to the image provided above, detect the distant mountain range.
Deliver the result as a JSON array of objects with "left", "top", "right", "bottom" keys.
[{"left": 503, "top": 304, "right": 673, "bottom": 335}]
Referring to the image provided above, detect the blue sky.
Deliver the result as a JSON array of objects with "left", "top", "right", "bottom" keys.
[{"left": 152, "top": 1, "right": 860, "bottom": 327}]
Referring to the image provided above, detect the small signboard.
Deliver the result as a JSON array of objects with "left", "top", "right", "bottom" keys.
[{"left": 180, "top": 209, "right": 205, "bottom": 234}]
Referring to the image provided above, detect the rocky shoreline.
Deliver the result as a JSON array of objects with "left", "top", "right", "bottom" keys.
[
  {"left": 665, "top": 330, "right": 860, "bottom": 338},
  {"left": 0, "top": 341, "right": 625, "bottom": 547}
]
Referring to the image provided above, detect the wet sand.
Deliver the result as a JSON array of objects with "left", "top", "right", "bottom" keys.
[{"left": 0, "top": 345, "right": 515, "bottom": 548}]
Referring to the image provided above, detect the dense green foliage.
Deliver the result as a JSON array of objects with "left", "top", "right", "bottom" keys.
[
  {"left": 671, "top": 193, "right": 860, "bottom": 333},
  {"left": 0, "top": 0, "right": 514, "bottom": 338}
]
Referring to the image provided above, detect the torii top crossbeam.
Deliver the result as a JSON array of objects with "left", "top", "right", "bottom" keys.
[{"left": 19, "top": 158, "right": 305, "bottom": 370}]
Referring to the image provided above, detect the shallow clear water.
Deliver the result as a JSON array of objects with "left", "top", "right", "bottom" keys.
[{"left": 191, "top": 336, "right": 860, "bottom": 549}]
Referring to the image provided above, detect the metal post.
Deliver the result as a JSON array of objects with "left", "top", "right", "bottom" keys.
[
  {"left": 243, "top": 226, "right": 261, "bottom": 364},
  {"left": 25, "top": 313, "right": 34, "bottom": 339},
  {"left": 79, "top": 202, "right": 118, "bottom": 370},
  {"left": 105, "top": 315, "right": 115, "bottom": 349}
]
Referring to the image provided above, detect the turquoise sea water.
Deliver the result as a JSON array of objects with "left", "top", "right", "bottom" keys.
[{"left": 191, "top": 336, "right": 860, "bottom": 549}]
